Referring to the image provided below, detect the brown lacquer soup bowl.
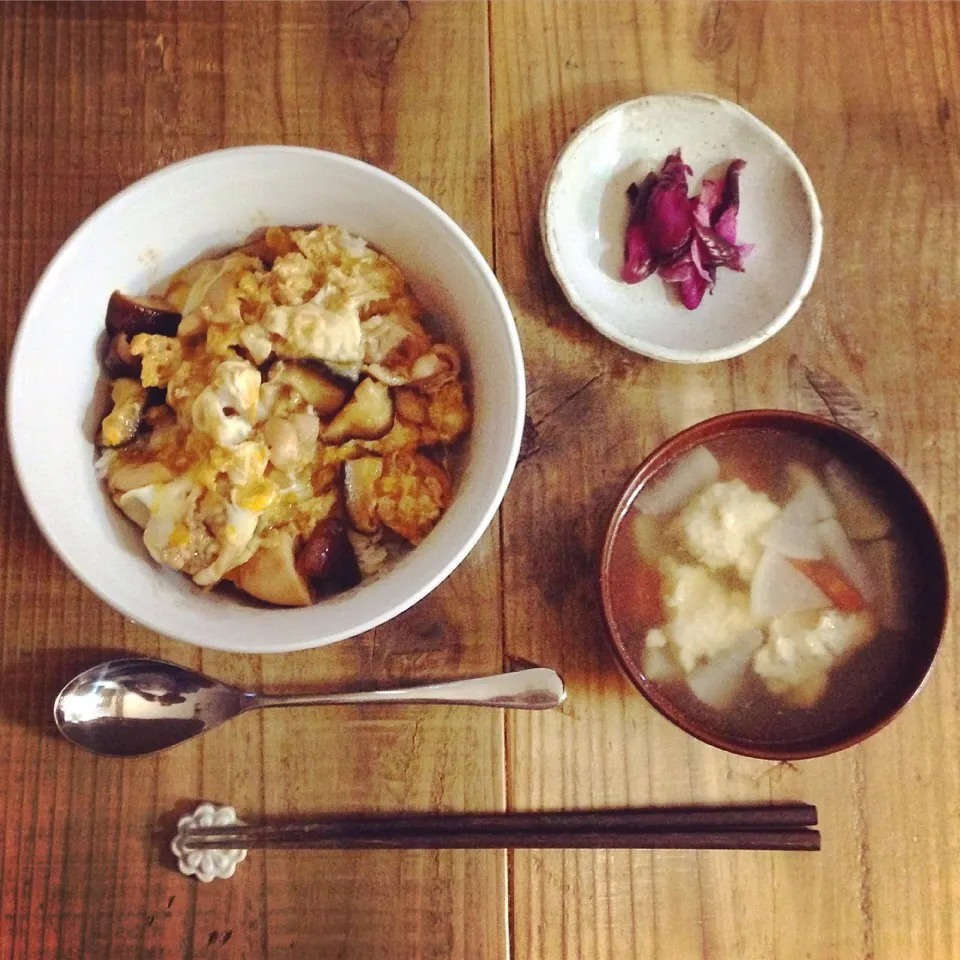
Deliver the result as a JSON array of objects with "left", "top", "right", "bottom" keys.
[{"left": 600, "top": 410, "right": 948, "bottom": 760}]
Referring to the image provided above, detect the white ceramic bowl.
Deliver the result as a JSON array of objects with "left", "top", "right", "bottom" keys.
[
  {"left": 7, "top": 146, "right": 525, "bottom": 653},
  {"left": 541, "top": 93, "right": 822, "bottom": 362}
]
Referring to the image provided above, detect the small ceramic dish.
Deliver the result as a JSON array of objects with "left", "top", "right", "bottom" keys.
[
  {"left": 541, "top": 94, "right": 823, "bottom": 362},
  {"left": 599, "top": 411, "right": 948, "bottom": 760}
]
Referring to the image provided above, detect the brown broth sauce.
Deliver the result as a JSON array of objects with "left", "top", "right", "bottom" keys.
[{"left": 609, "top": 430, "right": 922, "bottom": 746}]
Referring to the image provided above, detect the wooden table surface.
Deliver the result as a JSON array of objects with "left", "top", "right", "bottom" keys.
[{"left": 2, "top": 2, "right": 959, "bottom": 957}]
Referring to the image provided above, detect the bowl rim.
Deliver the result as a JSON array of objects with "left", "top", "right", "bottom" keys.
[
  {"left": 540, "top": 92, "right": 824, "bottom": 363},
  {"left": 599, "top": 409, "right": 949, "bottom": 759},
  {"left": 7, "top": 145, "right": 526, "bottom": 653}
]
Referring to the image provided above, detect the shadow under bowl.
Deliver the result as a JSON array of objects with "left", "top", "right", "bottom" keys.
[{"left": 599, "top": 410, "right": 948, "bottom": 760}]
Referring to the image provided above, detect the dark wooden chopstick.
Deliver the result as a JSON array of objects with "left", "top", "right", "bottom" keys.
[
  {"left": 180, "top": 804, "right": 820, "bottom": 852},
  {"left": 183, "top": 828, "right": 819, "bottom": 852}
]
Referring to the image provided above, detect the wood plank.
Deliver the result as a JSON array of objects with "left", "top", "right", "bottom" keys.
[
  {"left": 0, "top": 3, "right": 504, "bottom": 958},
  {"left": 491, "top": 1, "right": 960, "bottom": 958}
]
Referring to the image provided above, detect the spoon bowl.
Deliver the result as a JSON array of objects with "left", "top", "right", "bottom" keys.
[{"left": 54, "top": 658, "right": 566, "bottom": 757}]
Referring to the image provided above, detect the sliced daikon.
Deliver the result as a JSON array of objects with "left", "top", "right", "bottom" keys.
[
  {"left": 759, "top": 482, "right": 833, "bottom": 560},
  {"left": 785, "top": 463, "right": 837, "bottom": 520},
  {"left": 626, "top": 511, "right": 664, "bottom": 565},
  {"left": 634, "top": 447, "right": 719, "bottom": 517},
  {"left": 750, "top": 547, "right": 830, "bottom": 618},
  {"left": 816, "top": 518, "right": 876, "bottom": 602},
  {"left": 860, "top": 538, "right": 908, "bottom": 630},
  {"left": 823, "top": 460, "right": 891, "bottom": 540},
  {"left": 687, "top": 629, "right": 764, "bottom": 710}
]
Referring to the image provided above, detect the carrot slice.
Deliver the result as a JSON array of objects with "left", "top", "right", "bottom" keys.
[{"left": 790, "top": 558, "right": 864, "bottom": 612}]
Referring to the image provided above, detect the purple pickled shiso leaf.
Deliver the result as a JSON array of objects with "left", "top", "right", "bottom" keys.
[
  {"left": 694, "top": 221, "right": 746, "bottom": 271},
  {"left": 621, "top": 222, "right": 655, "bottom": 283},
  {"left": 621, "top": 172, "right": 658, "bottom": 283},
  {"left": 711, "top": 159, "right": 747, "bottom": 244},
  {"left": 620, "top": 153, "right": 751, "bottom": 308},
  {"left": 691, "top": 159, "right": 749, "bottom": 245},
  {"left": 677, "top": 272, "right": 711, "bottom": 309},
  {"left": 656, "top": 256, "right": 692, "bottom": 285},
  {"left": 658, "top": 246, "right": 713, "bottom": 311},
  {"left": 712, "top": 205, "right": 739, "bottom": 245},
  {"left": 627, "top": 171, "right": 658, "bottom": 211},
  {"left": 645, "top": 151, "right": 694, "bottom": 258},
  {"left": 721, "top": 159, "right": 746, "bottom": 212},
  {"left": 660, "top": 151, "right": 693, "bottom": 186},
  {"left": 689, "top": 231, "right": 712, "bottom": 281},
  {"left": 693, "top": 177, "right": 724, "bottom": 225}
]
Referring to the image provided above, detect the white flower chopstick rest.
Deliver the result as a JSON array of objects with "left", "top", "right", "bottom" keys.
[{"left": 171, "top": 803, "right": 247, "bottom": 882}]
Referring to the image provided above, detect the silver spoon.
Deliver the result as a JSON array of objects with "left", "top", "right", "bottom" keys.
[{"left": 54, "top": 657, "right": 566, "bottom": 757}]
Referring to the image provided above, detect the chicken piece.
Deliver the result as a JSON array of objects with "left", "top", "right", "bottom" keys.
[
  {"left": 394, "top": 388, "right": 429, "bottom": 425},
  {"left": 409, "top": 343, "right": 461, "bottom": 393},
  {"left": 343, "top": 456, "right": 383, "bottom": 533},
  {"left": 375, "top": 451, "right": 452, "bottom": 544},
  {"left": 322, "top": 378, "right": 394, "bottom": 443},
  {"left": 227, "top": 529, "right": 311, "bottom": 607},
  {"left": 422, "top": 380, "right": 471, "bottom": 444}
]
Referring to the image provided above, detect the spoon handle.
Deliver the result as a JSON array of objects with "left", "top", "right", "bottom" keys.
[{"left": 251, "top": 667, "right": 565, "bottom": 711}]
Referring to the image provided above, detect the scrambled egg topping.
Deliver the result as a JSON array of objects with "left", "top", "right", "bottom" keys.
[{"left": 97, "top": 225, "right": 471, "bottom": 604}]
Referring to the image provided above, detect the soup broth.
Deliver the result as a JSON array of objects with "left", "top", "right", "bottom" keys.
[{"left": 606, "top": 429, "right": 924, "bottom": 746}]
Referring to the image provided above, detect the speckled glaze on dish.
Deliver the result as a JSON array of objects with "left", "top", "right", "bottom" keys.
[
  {"left": 599, "top": 410, "right": 948, "bottom": 760},
  {"left": 541, "top": 94, "right": 823, "bottom": 363}
]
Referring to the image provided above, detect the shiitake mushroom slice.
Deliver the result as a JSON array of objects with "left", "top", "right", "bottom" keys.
[
  {"left": 322, "top": 378, "right": 394, "bottom": 444},
  {"left": 104, "top": 291, "right": 181, "bottom": 337},
  {"left": 343, "top": 456, "right": 383, "bottom": 534},
  {"left": 296, "top": 518, "right": 362, "bottom": 590},
  {"left": 103, "top": 332, "right": 142, "bottom": 379},
  {"left": 270, "top": 361, "right": 351, "bottom": 416}
]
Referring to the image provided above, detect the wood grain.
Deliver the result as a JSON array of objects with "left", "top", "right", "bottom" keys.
[
  {"left": 0, "top": 3, "right": 503, "bottom": 959},
  {"left": 492, "top": 2, "right": 960, "bottom": 959},
  {"left": 3, "top": 0, "right": 960, "bottom": 958}
]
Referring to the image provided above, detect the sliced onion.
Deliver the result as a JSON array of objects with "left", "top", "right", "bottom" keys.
[{"left": 634, "top": 446, "right": 719, "bottom": 517}]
